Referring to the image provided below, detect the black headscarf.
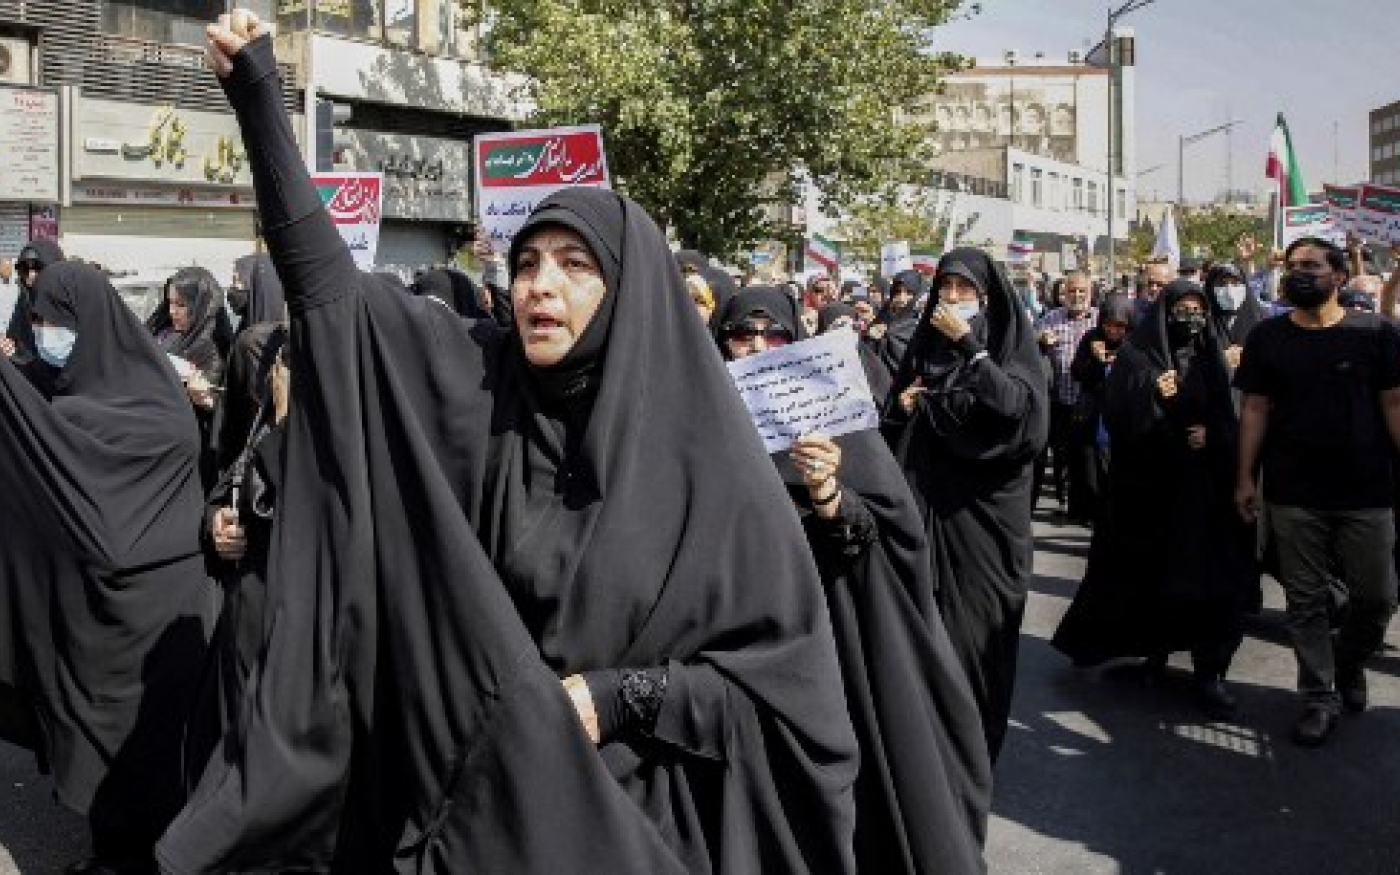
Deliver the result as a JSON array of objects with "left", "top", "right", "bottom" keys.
[
  {"left": 718, "top": 284, "right": 804, "bottom": 338},
  {"left": 676, "top": 249, "right": 740, "bottom": 336},
  {"left": 411, "top": 268, "right": 491, "bottom": 321},
  {"left": 0, "top": 262, "right": 215, "bottom": 855},
  {"left": 164, "top": 42, "right": 858, "bottom": 872},
  {"left": 229, "top": 254, "right": 257, "bottom": 318},
  {"left": 817, "top": 302, "right": 857, "bottom": 333},
  {"left": 146, "top": 266, "right": 234, "bottom": 379},
  {"left": 235, "top": 254, "right": 287, "bottom": 332},
  {"left": 882, "top": 247, "right": 1049, "bottom": 762}
]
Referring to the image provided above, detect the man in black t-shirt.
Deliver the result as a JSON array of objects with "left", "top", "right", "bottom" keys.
[{"left": 1234, "top": 237, "right": 1400, "bottom": 747}]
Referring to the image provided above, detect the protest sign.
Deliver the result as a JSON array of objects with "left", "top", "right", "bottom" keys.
[
  {"left": 474, "top": 125, "right": 611, "bottom": 253},
  {"left": 1281, "top": 204, "right": 1345, "bottom": 248},
  {"left": 725, "top": 329, "right": 880, "bottom": 454},
  {"left": 1323, "top": 184, "right": 1360, "bottom": 232},
  {"left": 1356, "top": 184, "right": 1400, "bottom": 245},
  {"left": 312, "top": 172, "right": 383, "bottom": 269},
  {"left": 881, "top": 241, "right": 913, "bottom": 277}
]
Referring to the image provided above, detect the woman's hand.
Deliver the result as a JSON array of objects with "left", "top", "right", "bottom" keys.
[
  {"left": 211, "top": 507, "right": 247, "bottom": 562},
  {"left": 898, "top": 377, "right": 926, "bottom": 415},
  {"left": 205, "top": 8, "right": 270, "bottom": 79},
  {"left": 0, "top": 337, "right": 14, "bottom": 358},
  {"left": 1224, "top": 344, "right": 1243, "bottom": 370},
  {"left": 930, "top": 302, "right": 971, "bottom": 341},
  {"left": 1156, "top": 370, "right": 1178, "bottom": 400},
  {"left": 791, "top": 434, "right": 843, "bottom": 518},
  {"left": 562, "top": 675, "right": 600, "bottom": 745},
  {"left": 186, "top": 371, "right": 217, "bottom": 410}
]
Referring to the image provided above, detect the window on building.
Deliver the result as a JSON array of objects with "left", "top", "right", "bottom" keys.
[
  {"left": 105, "top": 0, "right": 278, "bottom": 45},
  {"left": 1048, "top": 173, "right": 1062, "bottom": 211},
  {"left": 1087, "top": 180, "right": 1100, "bottom": 216},
  {"left": 1031, "top": 168, "right": 1043, "bottom": 208},
  {"left": 1116, "top": 188, "right": 1127, "bottom": 221},
  {"left": 1071, "top": 178, "right": 1084, "bottom": 211},
  {"left": 1011, "top": 163, "right": 1024, "bottom": 203}
]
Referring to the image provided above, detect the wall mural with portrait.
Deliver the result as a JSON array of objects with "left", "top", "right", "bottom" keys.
[{"left": 927, "top": 77, "right": 1081, "bottom": 165}]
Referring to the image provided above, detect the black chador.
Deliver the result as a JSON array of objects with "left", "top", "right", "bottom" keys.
[
  {"left": 162, "top": 35, "right": 859, "bottom": 875},
  {"left": 1053, "top": 281, "right": 1260, "bottom": 688},
  {"left": 0, "top": 263, "right": 217, "bottom": 865},
  {"left": 882, "top": 249, "right": 1049, "bottom": 764},
  {"left": 721, "top": 288, "right": 993, "bottom": 874}
]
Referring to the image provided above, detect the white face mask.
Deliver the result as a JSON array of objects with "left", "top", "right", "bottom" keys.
[
  {"left": 953, "top": 300, "right": 982, "bottom": 322},
  {"left": 1215, "top": 284, "right": 1246, "bottom": 312},
  {"left": 34, "top": 325, "right": 77, "bottom": 367}
]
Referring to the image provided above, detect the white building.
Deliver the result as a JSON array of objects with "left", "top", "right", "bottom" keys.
[{"left": 901, "top": 30, "right": 1139, "bottom": 264}]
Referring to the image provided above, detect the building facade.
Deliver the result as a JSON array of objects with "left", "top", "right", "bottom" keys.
[
  {"left": 1370, "top": 100, "right": 1400, "bottom": 186},
  {"left": 899, "top": 29, "right": 1138, "bottom": 266},
  {"left": 0, "top": 0, "right": 520, "bottom": 282}
]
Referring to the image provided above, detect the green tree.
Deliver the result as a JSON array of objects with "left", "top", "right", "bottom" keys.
[
  {"left": 835, "top": 194, "right": 941, "bottom": 264},
  {"left": 477, "top": 0, "right": 970, "bottom": 257},
  {"left": 1179, "top": 208, "right": 1269, "bottom": 263}
]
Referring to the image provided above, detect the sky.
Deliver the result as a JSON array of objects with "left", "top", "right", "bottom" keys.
[{"left": 927, "top": 0, "right": 1400, "bottom": 203}]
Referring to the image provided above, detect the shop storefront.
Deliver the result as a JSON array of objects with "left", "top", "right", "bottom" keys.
[
  {"left": 63, "top": 93, "right": 298, "bottom": 280},
  {"left": 0, "top": 81, "right": 61, "bottom": 260}
]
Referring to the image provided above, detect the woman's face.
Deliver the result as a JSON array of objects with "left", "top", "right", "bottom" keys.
[
  {"left": 693, "top": 297, "right": 715, "bottom": 323},
  {"left": 167, "top": 286, "right": 192, "bottom": 332},
  {"left": 890, "top": 285, "right": 913, "bottom": 309},
  {"left": 511, "top": 226, "right": 608, "bottom": 367},
  {"left": 938, "top": 273, "right": 980, "bottom": 304},
  {"left": 724, "top": 315, "right": 793, "bottom": 360}
]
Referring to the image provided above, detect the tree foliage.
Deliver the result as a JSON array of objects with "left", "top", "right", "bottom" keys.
[
  {"left": 478, "top": 0, "right": 970, "bottom": 257},
  {"left": 1126, "top": 208, "right": 1269, "bottom": 268}
]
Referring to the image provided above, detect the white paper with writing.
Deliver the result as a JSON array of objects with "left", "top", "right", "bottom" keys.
[{"left": 726, "top": 329, "right": 880, "bottom": 454}]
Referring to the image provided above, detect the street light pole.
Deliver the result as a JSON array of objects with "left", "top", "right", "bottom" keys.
[
  {"left": 1177, "top": 119, "right": 1242, "bottom": 206},
  {"left": 1104, "top": 0, "right": 1154, "bottom": 287}
]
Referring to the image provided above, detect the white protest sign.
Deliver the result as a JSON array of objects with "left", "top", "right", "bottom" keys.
[
  {"left": 725, "top": 329, "right": 880, "bottom": 454},
  {"left": 474, "top": 125, "right": 611, "bottom": 253},
  {"left": 880, "top": 241, "right": 913, "bottom": 278},
  {"left": 1281, "top": 204, "right": 1346, "bottom": 248},
  {"left": 311, "top": 172, "right": 384, "bottom": 269},
  {"left": 1323, "top": 184, "right": 1361, "bottom": 233},
  {"left": 1356, "top": 184, "right": 1400, "bottom": 245}
]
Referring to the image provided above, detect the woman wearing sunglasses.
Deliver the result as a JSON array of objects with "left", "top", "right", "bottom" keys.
[{"left": 718, "top": 286, "right": 993, "bottom": 875}]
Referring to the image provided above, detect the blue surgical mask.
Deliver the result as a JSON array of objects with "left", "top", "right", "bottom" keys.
[
  {"left": 34, "top": 325, "right": 77, "bottom": 367},
  {"left": 954, "top": 300, "right": 982, "bottom": 322}
]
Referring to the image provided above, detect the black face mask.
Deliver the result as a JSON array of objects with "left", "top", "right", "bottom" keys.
[
  {"left": 228, "top": 286, "right": 249, "bottom": 316},
  {"left": 1283, "top": 272, "right": 1332, "bottom": 309},
  {"left": 1168, "top": 312, "right": 1207, "bottom": 344}
]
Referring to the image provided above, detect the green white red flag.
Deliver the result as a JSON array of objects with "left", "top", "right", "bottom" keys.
[
  {"left": 1266, "top": 113, "right": 1308, "bottom": 208},
  {"left": 804, "top": 233, "right": 840, "bottom": 272}
]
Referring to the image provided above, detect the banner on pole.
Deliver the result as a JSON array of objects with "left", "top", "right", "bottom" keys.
[
  {"left": 1281, "top": 203, "right": 1346, "bottom": 248},
  {"left": 1356, "top": 184, "right": 1400, "bottom": 245}
]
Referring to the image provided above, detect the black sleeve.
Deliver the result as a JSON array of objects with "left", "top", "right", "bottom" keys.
[
  {"left": 1232, "top": 326, "right": 1273, "bottom": 395},
  {"left": 1070, "top": 334, "right": 1106, "bottom": 391},
  {"left": 802, "top": 487, "right": 878, "bottom": 570},
  {"left": 582, "top": 667, "right": 670, "bottom": 744},
  {"left": 220, "top": 36, "right": 359, "bottom": 314},
  {"left": 1376, "top": 321, "right": 1400, "bottom": 391}
]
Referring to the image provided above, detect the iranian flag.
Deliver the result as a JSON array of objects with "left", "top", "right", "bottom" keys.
[
  {"left": 911, "top": 245, "right": 941, "bottom": 275},
  {"left": 1007, "top": 231, "right": 1035, "bottom": 263},
  {"left": 1266, "top": 113, "right": 1308, "bottom": 208},
  {"left": 804, "top": 234, "right": 841, "bottom": 273}
]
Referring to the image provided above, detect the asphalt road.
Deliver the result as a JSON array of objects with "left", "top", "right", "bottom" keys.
[{"left": 0, "top": 511, "right": 1396, "bottom": 873}]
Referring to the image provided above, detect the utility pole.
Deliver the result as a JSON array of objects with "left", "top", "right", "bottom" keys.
[
  {"left": 1103, "top": 0, "right": 1154, "bottom": 285},
  {"left": 1178, "top": 119, "right": 1242, "bottom": 206}
]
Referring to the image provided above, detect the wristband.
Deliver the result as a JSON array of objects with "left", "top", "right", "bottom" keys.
[{"left": 812, "top": 486, "right": 841, "bottom": 507}]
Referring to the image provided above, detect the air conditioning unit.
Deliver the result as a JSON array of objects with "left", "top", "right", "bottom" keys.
[
  {"left": 0, "top": 37, "right": 33, "bottom": 85},
  {"left": 1068, "top": 51, "right": 1082, "bottom": 65}
]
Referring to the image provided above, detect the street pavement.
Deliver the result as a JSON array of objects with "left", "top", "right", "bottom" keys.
[
  {"left": 0, "top": 511, "right": 1397, "bottom": 873},
  {"left": 989, "top": 510, "right": 1400, "bottom": 875}
]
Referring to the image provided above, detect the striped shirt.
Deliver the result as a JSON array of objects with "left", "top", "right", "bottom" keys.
[{"left": 1035, "top": 307, "right": 1097, "bottom": 406}]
